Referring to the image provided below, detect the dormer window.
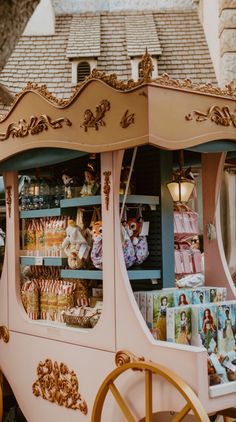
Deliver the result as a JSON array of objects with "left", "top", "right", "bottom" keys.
[
  {"left": 71, "top": 59, "right": 97, "bottom": 85},
  {"left": 77, "top": 62, "right": 91, "bottom": 82}
]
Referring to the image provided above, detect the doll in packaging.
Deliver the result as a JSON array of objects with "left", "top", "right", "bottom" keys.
[{"left": 80, "top": 162, "right": 100, "bottom": 197}]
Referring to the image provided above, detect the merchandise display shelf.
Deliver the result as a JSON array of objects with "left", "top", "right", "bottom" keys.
[
  {"left": 120, "top": 195, "right": 159, "bottom": 205},
  {"left": 127, "top": 269, "right": 161, "bottom": 280},
  {"left": 61, "top": 269, "right": 103, "bottom": 280},
  {"left": 20, "top": 207, "right": 75, "bottom": 219},
  {"left": 209, "top": 381, "right": 236, "bottom": 398},
  {"left": 20, "top": 256, "right": 67, "bottom": 266},
  {"left": 31, "top": 319, "right": 90, "bottom": 333}
]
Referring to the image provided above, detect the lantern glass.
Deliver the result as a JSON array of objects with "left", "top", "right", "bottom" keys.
[{"left": 167, "top": 180, "right": 195, "bottom": 203}]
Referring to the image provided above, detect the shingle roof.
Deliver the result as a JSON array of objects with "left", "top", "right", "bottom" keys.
[
  {"left": 66, "top": 15, "right": 100, "bottom": 58},
  {"left": 125, "top": 14, "right": 162, "bottom": 57},
  {"left": 0, "top": 9, "right": 217, "bottom": 112},
  {"left": 154, "top": 11, "right": 217, "bottom": 82}
]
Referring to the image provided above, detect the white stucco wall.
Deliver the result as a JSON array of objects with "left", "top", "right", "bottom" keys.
[
  {"left": 52, "top": 0, "right": 196, "bottom": 13},
  {"left": 24, "top": 0, "right": 55, "bottom": 35},
  {"left": 201, "top": 0, "right": 220, "bottom": 82}
]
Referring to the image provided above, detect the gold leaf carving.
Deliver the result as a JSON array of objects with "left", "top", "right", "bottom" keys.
[
  {"left": 80, "top": 99, "right": 110, "bottom": 132},
  {"left": 6, "top": 186, "right": 12, "bottom": 218},
  {"left": 139, "top": 48, "right": 154, "bottom": 83},
  {"left": 0, "top": 115, "right": 72, "bottom": 141},
  {"left": 103, "top": 171, "right": 111, "bottom": 211},
  {"left": 120, "top": 110, "right": 135, "bottom": 128},
  {"left": 32, "top": 359, "right": 87, "bottom": 414},
  {"left": 186, "top": 105, "right": 236, "bottom": 127},
  {"left": 0, "top": 326, "right": 9, "bottom": 343}
]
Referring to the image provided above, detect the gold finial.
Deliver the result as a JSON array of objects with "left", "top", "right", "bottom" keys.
[{"left": 139, "top": 48, "right": 154, "bottom": 83}]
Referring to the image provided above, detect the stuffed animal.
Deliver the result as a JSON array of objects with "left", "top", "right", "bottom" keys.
[
  {"left": 80, "top": 163, "right": 100, "bottom": 197},
  {"left": 62, "top": 220, "right": 88, "bottom": 269},
  {"left": 127, "top": 217, "right": 149, "bottom": 265},
  {"left": 90, "top": 221, "right": 103, "bottom": 269}
]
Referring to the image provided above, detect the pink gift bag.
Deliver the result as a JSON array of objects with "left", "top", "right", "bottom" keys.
[{"left": 192, "top": 249, "right": 203, "bottom": 273}]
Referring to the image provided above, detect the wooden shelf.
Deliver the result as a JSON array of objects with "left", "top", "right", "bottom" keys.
[
  {"left": 61, "top": 269, "right": 103, "bottom": 280},
  {"left": 60, "top": 196, "right": 101, "bottom": 208},
  {"left": 20, "top": 207, "right": 75, "bottom": 219},
  {"left": 120, "top": 195, "right": 159, "bottom": 205},
  {"left": 127, "top": 269, "right": 161, "bottom": 280},
  {"left": 20, "top": 256, "right": 67, "bottom": 266}
]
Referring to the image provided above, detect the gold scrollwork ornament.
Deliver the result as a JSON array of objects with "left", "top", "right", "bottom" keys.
[
  {"left": 80, "top": 99, "right": 110, "bottom": 132},
  {"left": 120, "top": 110, "right": 135, "bottom": 128},
  {"left": 0, "top": 326, "right": 9, "bottom": 343},
  {"left": 186, "top": 105, "right": 236, "bottom": 127},
  {"left": 32, "top": 359, "right": 87, "bottom": 414},
  {"left": 6, "top": 186, "right": 12, "bottom": 218},
  {"left": 0, "top": 115, "right": 72, "bottom": 141},
  {"left": 103, "top": 171, "right": 111, "bottom": 211}
]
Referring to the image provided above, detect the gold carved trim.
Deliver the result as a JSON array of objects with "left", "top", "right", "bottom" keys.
[
  {"left": 154, "top": 74, "right": 236, "bottom": 98},
  {"left": 6, "top": 186, "right": 12, "bottom": 218},
  {"left": 0, "top": 115, "right": 72, "bottom": 141},
  {"left": 80, "top": 99, "right": 110, "bottom": 132},
  {"left": 120, "top": 110, "right": 135, "bottom": 128},
  {"left": 32, "top": 359, "right": 87, "bottom": 414},
  {"left": 1, "top": 52, "right": 235, "bottom": 124},
  {"left": 115, "top": 350, "right": 145, "bottom": 368},
  {"left": 186, "top": 105, "right": 236, "bottom": 127},
  {"left": 103, "top": 171, "right": 111, "bottom": 211},
  {"left": 0, "top": 326, "right": 9, "bottom": 343}
]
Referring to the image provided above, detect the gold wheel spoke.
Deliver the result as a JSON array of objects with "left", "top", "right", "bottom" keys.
[
  {"left": 145, "top": 369, "right": 152, "bottom": 422},
  {"left": 171, "top": 403, "right": 191, "bottom": 422},
  {"left": 109, "top": 381, "right": 136, "bottom": 422}
]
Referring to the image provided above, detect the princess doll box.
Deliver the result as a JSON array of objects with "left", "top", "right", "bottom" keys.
[
  {"left": 166, "top": 305, "right": 191, "bottom": 346},
  {"left": 191, "top": 304, "right": 218, "bottom": 352},
  {"left": 217, "top": 301, "right": 236, "bottom": 355},
  {"left": 146, "top": 290, "right": 174, "bottom": 340}
]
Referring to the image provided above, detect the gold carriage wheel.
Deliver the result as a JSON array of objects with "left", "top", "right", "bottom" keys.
[{"left": 92, "top": 360, "right": 210, "bottom": 422}]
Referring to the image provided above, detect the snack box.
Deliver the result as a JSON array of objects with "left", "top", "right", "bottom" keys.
[{"left": 166, "top": 305, "right": 191, "bottom": 345}]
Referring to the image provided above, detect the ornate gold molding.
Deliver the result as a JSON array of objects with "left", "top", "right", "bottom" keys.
[
  {"left": 103, "top": 171, "right": 111, "bottom": 211},
  {"left": 185, "top": 105, "right": 236, "bottom": 127},
  {"left": 154, "top": 74, "right": 236, "bottom": 98},
  {"left": 0, "top": 326, "right": 9, "bottom": 343},
  {"left": 0, "top": 115, "right": 72, "bottom": 141},
  {"left": 80, "top": 99, "right": 110, "bottom": 132},
  {"left": 115, "top": 350, "right": 145, "bottom": 368},
  {"left": 6, "top": 186, "right": 12, "bottom": 218},
  {"left": 139, "top": 48, "right": 154, "bottom": 83},
  {"left": 32, "top": 359, "right": 87, "bottom": 414},
  {"left": 120, "top": 110, "right": 135, "bottom": 128}
]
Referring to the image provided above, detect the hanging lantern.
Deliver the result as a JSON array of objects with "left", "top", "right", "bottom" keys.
[{"left": 167, "top": 150, "right": 195, "bottom": 203}]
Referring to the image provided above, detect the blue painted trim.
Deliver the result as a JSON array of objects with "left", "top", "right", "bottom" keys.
[
  {"left": 20, "top": 257, "right": 68, "bottom": 266},
  {"left": 160, "top": 150, "right": 175, "bottom": 288},
  {"left": 120, "top": 195, "right": 159, "bottom": 205},
  {"left": 188, "top": 140, "right": 236, "bottom": 153},
  {"left": 60, "top": 196, "right": 102, "bottom": 208},
  {"left": 20, "top": 207, "right": 76, "bottom": 219},
  {"left": 127, "top": 269, "right": 161, "bottom": 280},
  {"left": 61, "top": 269, "right": 103, "bottom": 279}
]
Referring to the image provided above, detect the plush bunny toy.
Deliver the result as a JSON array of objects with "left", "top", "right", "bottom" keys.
[
  {"left": 127, "top": 217, "right": 149, "bottom": 265},
  {"left": 62, "top": 220, "right": 88, "bottom": 269}
]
